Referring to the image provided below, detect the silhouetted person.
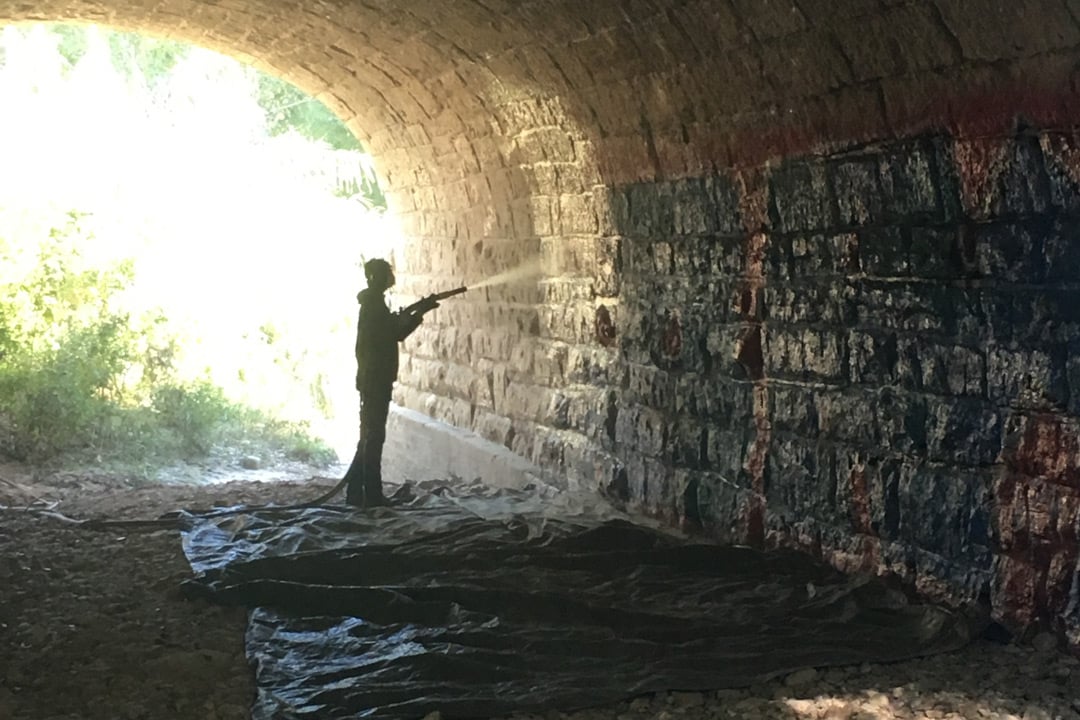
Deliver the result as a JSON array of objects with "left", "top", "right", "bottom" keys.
[{"left": 343, "top": 258, "right": 438, "bottom": 507}]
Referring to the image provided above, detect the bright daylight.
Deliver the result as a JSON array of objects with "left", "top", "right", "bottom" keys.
[{"left": 0, "top": 23, "right": 394, "bottom": 479}]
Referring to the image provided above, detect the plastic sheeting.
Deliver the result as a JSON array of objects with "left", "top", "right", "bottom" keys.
[{"left": 180, "top": 481, "right": 981, "bottom": 719}]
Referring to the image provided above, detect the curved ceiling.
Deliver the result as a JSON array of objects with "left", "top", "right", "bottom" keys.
[{"left": 2, "top": 1, "right": 1076, "bottom": 191}]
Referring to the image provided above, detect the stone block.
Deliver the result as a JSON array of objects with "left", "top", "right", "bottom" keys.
[
  {"left": 614, "top": 404, "right": 668, "bottom": 458},
  {"left": 895, "top": 337, "right": 986, "bottom": 397},
  {"left": 858, "top": 226, "right": 908, "bottom": 277},
  {"left": 624, "top": 181, "right": 676, "bottom": 238},
  {"left": 472, "top": 409, "right": 515, "bottom": 449},
  {"left": 829, "top": 157, "right": 883, "bottom": 227},
  {"left": 935, "top": 0, "right": 1080, "bottom": 61},
  {"left": 979, "top": 289, "right": 1022, "bottom": 346},
  {"left": 997, "top": 135, "right": 1052, "bottom": 217},
  {"left": 765, "top": 283, "right": 856, "bottom": 325},
  {"left": 708, "top": 174, "right": 745, "bottom": 235},
  {"left": 996, "top": 474, "right": 1080, "bottom": 552},
  {"left": 1043, "top": 217, "right": 1080, "bottom": 282},
  {"left": 768, "top": 161, "right": 834, "bottom": 233},
  {"left": 697, "top": 473, "right": 757, "bottom": 544},
  {"left": 1069, "top": 352, "right": 1080, "bottom": 416},
  {"left": 675, "top": 371, "right": 753, "bottom": 420},
  {"left": 897, "top": 465, "right": 994, "bottom": 565},
  {"left": 669, "top": 417, "right": 707, "bottom": 470},
  {"left": 764, "top": 326, "right": 847, "bottom": 382},
  {"left": 562, "top": 438, "right": 622, "bottom": 494},
  {"left": 768, "top": 382, "right": 820, "bottom": 436},
  {"left": 565, "top": 345, "right": 617, "bottom": 386},
  {"left": 908, "top": 226, "right": 961, "bottom": 280},
  {"left": 987, "top": 345, "right": 1068, "bottom": 410},
  {"left": 865, "top": 456, "right": 906, "bottom": 540},
  {"left": 848, "top": 330, "right": 899, "bottom": 385},
  {"left": 1039, "top": 132, "right": 1080, "bottom": 214},
  {"left": 1001, "top": 413, "right": 1080, "bottom": 488},
  {"left": 975, "top": 221, "right": 1048, "bottom": 283},
  {"left": 468, "top": 328, "right": 515, "bottom": 362},
  {"left": 831, "top": 447, "right": 880, "bottom": 536},
  {"left": 924, "top": 396, "right": 1003, "bottom": 466},
  {"left": 594, "top": 236, "right": 621, "bottom": 297},
  {"left": 703, "top": 428, "right": 751, "bottom": 483},
  {"left": 772, "top": 232, "right": 858, "bottom": 279},
  {"left": 671, "top": 236, "right": 718, "bottom": 275},
  {"left": 813, "top": 390, "right": 878, "bottom": 445},
  {"left": 765, "top": 439, "right": 842, "bottom": 526},
  {"left": 501, "top": 381, "right": 548, "bottom": 424},
  {"left": 856, "top": 281, "right": 984, "bottom": 339},
  {"left": 835, "top": 3, "right": 959, "bottom": 81},
  {"left": 702, "top": 323, "right": 755, "bottom": 379},
  {"left": 558, "top": 193, "right": 599, "bottom": 235},
  {"left": 671, "top": 177, "right": 711, "bottom": 236},
  {"left": 643, "top": 456, "right": 678, "bottom": 518},
  {"left": 1021, "top": 288, "right": 1080, "bottom": 345},
  {"left": 621, "top": 451, "right": 649, "bottom": 506},
  {"left": 532, "top": 340, "right": 570, "bottom": 384},
  {"left": 564, "top": 387, "right": 612, "bottom": 441},
  {"left": 713, "top": 235, "right": 747, "bottom": 276},
  {"left": 527, "top": 423, "right": 568, "bottom": 469},
  {"left": 730, "top": 0, "right": 808, "bottom": 40},
  {"left": 872, "top": 388, "right": 929, "bottom": 455},
  {"left": 624, "top": 362, "right": 677, "bottom": 410},
  {"left": 878, "top": 138, "right": 952, "bottom": 222}
]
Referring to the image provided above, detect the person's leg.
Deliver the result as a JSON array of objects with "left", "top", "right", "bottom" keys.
[
  {"left": 344, "top": 402, "right": 365, "bottom": 506},
  {"left": 360, "top": 387, "right": 391, "bottom": 506}
]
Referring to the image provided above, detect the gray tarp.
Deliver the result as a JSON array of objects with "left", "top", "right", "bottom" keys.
[{"left": 179, "top": 481, "right": 980, "bottom": 719}]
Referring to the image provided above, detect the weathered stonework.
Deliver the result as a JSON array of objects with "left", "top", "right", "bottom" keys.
[
  {"left": 607, "top": 129, "right": 1080, "bottom": 647},
  {"left": 3, "top": 0, "right": 1080, "bottom": 646}
]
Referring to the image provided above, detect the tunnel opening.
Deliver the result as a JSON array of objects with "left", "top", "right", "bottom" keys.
[{"left": 0, "top": 21, "right": 400, "bottom": 477}]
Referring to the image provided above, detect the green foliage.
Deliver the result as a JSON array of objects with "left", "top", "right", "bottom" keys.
[
  {"left": 51, "top": 24, "right": 88, "bottom": 67},
  {"left": 0, "top": 214, "right": 338, "bottom": 469},
  {"left": 334, "top": 172, "right": 386, "bottom": 210},
  {"left": 106, "top": 30, "right": 189, "bottom": 88},
  {"left": 256, "top": 74, "right": 362, "bottom": 151}
]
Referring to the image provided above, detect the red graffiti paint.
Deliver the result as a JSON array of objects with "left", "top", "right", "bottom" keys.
[
  {"left": 849, "top": 464, "right": 873, "bottom": 536},
  {"left": 953, "top": 137, "right": 1011, "bottom": 217},
  {"left": 996, "top": 413, "right": 1080, "bottom": 635},
  {"left": 596, "top": 82, "right": 1080, "bottom": 185}
]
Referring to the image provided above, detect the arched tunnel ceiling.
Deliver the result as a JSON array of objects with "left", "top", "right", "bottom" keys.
[{"left": 4, "top": 0, "right": 1080, "bottom": 194}]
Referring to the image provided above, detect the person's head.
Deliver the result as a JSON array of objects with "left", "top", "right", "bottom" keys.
[{"left": 364, "top": 258, "right": 395, "bottom": 292}]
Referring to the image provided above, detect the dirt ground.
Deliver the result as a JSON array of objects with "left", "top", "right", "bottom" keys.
[{"left": 1, "top": 461, "right": 1078, "bottom": 720}]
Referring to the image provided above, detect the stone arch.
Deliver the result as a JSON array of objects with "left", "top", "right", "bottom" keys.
[{"left": 4, "top": 0, "right": 1080, "bottom": 645}]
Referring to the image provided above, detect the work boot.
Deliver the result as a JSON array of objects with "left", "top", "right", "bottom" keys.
[
  {"left": 363, "top": 479, "right": 388, "bottom": 507},
  {"left": 364, "top": 489, "right": 389, "bottom": 507}
]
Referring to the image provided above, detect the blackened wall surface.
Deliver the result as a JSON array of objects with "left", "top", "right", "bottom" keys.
[{"left": 608, "top": 129, "right": 1080, "bottom": 645}]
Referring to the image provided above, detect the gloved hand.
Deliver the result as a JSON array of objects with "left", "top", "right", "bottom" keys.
[{"left": 415, "top": 295, "right": 440, "bottom": 314}]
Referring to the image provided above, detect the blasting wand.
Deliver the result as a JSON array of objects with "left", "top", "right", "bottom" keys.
[{"left": 404, "top": 286, "right": 468, "bottom": 314}]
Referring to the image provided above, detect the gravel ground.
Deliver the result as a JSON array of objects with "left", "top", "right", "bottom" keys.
[{"left": 0, "top": 462, "right": 1078, "bottom": 720}]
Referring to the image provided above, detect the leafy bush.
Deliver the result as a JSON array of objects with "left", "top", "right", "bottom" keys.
[{"left": 0, "top": 212, "right": 338, "bottom": 470}]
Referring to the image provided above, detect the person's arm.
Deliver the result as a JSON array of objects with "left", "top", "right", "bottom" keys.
[
  {"left": 394, "top": 296, "right": 439, "bottom": 341},
  {"left": 354, "top": 306, "right": 369, "bottom": 391}
]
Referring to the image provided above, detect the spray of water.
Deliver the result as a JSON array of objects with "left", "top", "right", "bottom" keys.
[{"left": 468, "top": 257, "right": 544, "bottom": 290}]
